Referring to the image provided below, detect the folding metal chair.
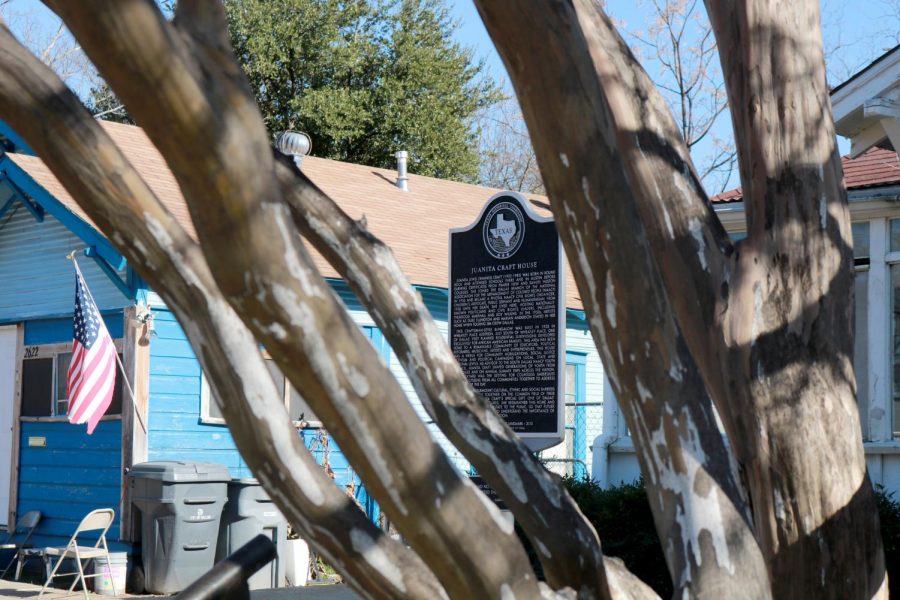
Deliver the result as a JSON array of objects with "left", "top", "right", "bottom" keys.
[
  {"left": 0, "top": 510, "right": 41, "bottom": 579},
  {"left": 38, "top": 508, "right": 116, "bottom": 600}
]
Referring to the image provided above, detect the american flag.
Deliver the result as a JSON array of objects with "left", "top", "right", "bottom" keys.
[{"left": 67, "top": 263, "right": 117, "bottom": 434}]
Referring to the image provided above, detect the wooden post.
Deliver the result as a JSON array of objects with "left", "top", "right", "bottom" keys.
[
  {"left": 6, "top": 324, "right": 23, "bottom": 530},
  {"left": 121, "top": 305, "right": 149, "bottom": 541}
]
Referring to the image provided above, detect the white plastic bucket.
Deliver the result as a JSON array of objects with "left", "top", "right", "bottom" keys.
[
  {"left": 93, "top": 552, "right": 127, "bottom": 596},
  {"left": 284, "top": 538, "right": 310, "bottom": 587}
]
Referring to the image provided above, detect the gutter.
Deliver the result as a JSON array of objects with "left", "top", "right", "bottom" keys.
[{"left": 592, "top": 376, "right": 620, "bottom": 488}]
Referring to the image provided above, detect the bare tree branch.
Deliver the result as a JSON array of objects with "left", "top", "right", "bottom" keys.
[
  {"left": 478, "top": 97, "right": 545, "bottom": 194},
  {"left": 623, "top": 0, "right": 736, "bottom": 193}
]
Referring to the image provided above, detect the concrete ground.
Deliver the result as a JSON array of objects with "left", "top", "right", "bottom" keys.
[{"left": 0, "top": 577, "right": 361, "bottom": 599}]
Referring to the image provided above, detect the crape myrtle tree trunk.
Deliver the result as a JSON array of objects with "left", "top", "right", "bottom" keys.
[{"left": 0, "top": 0, "right": 884, "bottom": 598}]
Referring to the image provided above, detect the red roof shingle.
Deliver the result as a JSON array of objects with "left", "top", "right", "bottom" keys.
[{"left": 711, "top": 147, "right": 900, "bottom": 203}]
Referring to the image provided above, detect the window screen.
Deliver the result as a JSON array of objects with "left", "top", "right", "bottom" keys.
[
  {"left": 57, "top": 352, "right": 122, "bottom": 417},
  {"left": 891, "top": 264, "right": 900, "bottom": 439},
  {"left": 56, "top": 352, "right": 71, "bottom": 416},
  {"left": 289, "top": 385, "right": 320, "bottom": 425},
  {"left": 21, "top": 358, "right": 52, "bottom": 417},
  {"left": 855, "top": 271, "right": 869, "bottom": 439},
  {"left": 24, "top": 351, "right": 122, "bottom": 419},
  {"left": 207, "top": 381, "right": 224, "bottom": 421},
  {"left": 269, "top": 358, "right": 320, "bottom": 424},
  {"left": 109, "top": 354, "right": 124, "bottom": 416},
  {"left": 852, "top": 222, "right": 870, "bottom": 264}
]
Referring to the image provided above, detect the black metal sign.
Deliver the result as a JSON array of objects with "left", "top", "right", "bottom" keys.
[{"left": 449, "top": 191, "right": 564, "bottom": 452}]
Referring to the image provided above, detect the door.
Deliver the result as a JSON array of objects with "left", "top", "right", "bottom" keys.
[{"left": 0, "top": 325, "right": 17, "bottom": 525}]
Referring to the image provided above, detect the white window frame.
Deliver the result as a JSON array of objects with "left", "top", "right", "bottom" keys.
[
  {"left": 198, "top": 374, "right": 225, "bottom": 426},
  {"left": 200, "top": 352, "right": 324, "bottom": 429},
  {"left": 872, "top": 217, "right": 897, "bottom": 442},
  {"left": 201, "top": 315, "right": 386, "bottom": 429},
  {"left": 848, "top": 214, "right": 900, "bottom": 444}
]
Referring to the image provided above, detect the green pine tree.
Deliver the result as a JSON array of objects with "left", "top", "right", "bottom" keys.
[
  {"left": 87, "top": 81, "right": 135, "bottom": 125},
  {"left": 225, "top": 0, "right": 499, "bottom": 181}
]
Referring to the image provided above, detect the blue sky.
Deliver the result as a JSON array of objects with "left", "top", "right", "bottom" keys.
[
  {"left": 450, "top": 1, "right": 896, "bottom": 91},
  {"left": 449, "top": 1, "right": 899, "bottom": 189}
]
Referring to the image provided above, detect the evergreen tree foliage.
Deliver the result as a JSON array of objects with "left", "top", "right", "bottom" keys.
[
  {"left": 224, "top": 0, "right": 499, "bottom": 181},
  {"left": 87, "top": 81, "right": 135, "bottom": 125}
]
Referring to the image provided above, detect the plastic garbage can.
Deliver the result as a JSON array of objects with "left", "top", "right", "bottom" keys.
[
  {"left": 129, "top": 461, "right": 230, "bottom": 594},
  {"left": 216, "top": 478, "right": 288, "bottom": 590}
]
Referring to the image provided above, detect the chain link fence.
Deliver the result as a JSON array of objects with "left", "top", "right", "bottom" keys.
[
  {"left": 539, "top": 401, "right": 603, "bottom": 479},
  {"left": 303, "top": 399, "right": 606, "bottom": 527}
]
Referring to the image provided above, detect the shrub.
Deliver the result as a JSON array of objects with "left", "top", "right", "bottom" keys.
[
  {"left": 563, "top": 477, "right": 672, "bottom": 597},
  {"left": 875, "top": 485, "right": 900, "bottom": 598},
  {"left": 554, "top": 478, "right": 900, "bottom": 597}
]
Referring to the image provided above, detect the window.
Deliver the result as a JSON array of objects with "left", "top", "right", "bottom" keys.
[
  {"left": 538, "top": 353, "right": 589, "bottom": 478},
  {"left": 20, "top": 344, "right": 123, "bottom": 419},
  {"left": 852, "top": 222, "right": 869, "bottom": 439},
  {"left": 201, "top": 326, "right": 387, "bottom": 428},
  {"left": 564, "top": 360, "right": 587, "bottom": 478},
  {"left": 201, "top": 356, "right": 321, "bottom": 427},
  {"left": 890, "top": 219, "right": 900, "bottom": 438}
]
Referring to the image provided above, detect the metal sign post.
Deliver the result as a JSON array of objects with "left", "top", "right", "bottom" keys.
[{"left": 449, "top": 191, "right": 565, "bottom": 453}]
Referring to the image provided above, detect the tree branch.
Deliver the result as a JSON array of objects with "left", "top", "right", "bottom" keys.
[
  {"left": 45, "top": 1, "right": 545, "bottom": 596},
  {"left": 0, "top": 22, "right": 445, "bottom": 599},
  {"left": 475, "top": 1, "right": 770, "bottom": 596},
  {"left": 705, "top": 1, "right": 885, "bottom": 596},
  {"left": 273, "top": 153, "right": 609, "bottom": 599}
]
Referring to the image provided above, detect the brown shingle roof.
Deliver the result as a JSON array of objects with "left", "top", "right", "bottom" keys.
[
  {"left": 711, "top": 147, "right": 900, "bottom": 203},
  {"left": 6, "top": 121, "right": 585, "bottom": 310}
]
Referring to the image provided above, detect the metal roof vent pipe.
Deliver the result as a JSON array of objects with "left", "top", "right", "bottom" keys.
[
  {"left": 275, "top": 131, "right": 312, "bottom": 168},
  {"left": 395, "top": 150, "right": 409, "bottom": 191}
]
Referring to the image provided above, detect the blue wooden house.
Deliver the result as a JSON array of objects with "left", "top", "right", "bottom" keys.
[{"left": 0, "top": 120, "right": 608, "bottom": 555}]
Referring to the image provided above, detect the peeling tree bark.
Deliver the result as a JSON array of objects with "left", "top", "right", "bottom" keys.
[
  {"left": 272, "top": 155, "right": 610, "bottom": 599},
  {"left": 477, "top": 0, "right": 885, "bottom": 598},
  {"left": 0, "top": 0, "right": 884, "bottom": 597},
  {"left": 706, "top": 2, "right": 886, "bottom": 597},
  {"left": 0, "top": 24, "right": 446, "bottom": 600},
  {"left": 44, "top": 1, "right": 545, "bottom": 598},
  {"left": 475, "top": 3, "right": 770, "bottom": 597}
]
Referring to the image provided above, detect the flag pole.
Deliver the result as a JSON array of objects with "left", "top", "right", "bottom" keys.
[{"left": 69, "top": 252, "right": 148, "bottom": 435}]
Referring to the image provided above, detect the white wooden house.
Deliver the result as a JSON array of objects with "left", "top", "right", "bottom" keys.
[{"left": 594, "top": 45, "right": 900, "bottom": 493}]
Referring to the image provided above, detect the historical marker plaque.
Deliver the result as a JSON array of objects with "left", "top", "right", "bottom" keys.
[{"left": 449, "top": 191, "right": 564, "bottom": 452}]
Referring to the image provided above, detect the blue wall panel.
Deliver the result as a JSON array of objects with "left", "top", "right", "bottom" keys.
[
  {"left": 0, "top": 208, "right": 129, "bottom": 322},
  {"left": 15, "top": 420, "right": 128, "bottom": 552},
  {"left": 23, "top": 314, "right": 124, "bottom": 346},
  {"left": 147, "top": 310, "right": 252, "bottom": 479},
  {"left": 147, "top": 308, "right": 385, "bottom": 520}
]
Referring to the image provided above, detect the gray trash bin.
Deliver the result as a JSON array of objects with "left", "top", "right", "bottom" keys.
[
  {"left": 129, "top": 461, "right": 230, "bottom": 594},
  {"left": 216, "top": 478, "right": 288, "bottom": 590}
]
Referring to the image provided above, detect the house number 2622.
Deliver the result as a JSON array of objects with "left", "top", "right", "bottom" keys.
[{"left": 23, "top": 346, "right": 39, "bottom": 359}]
